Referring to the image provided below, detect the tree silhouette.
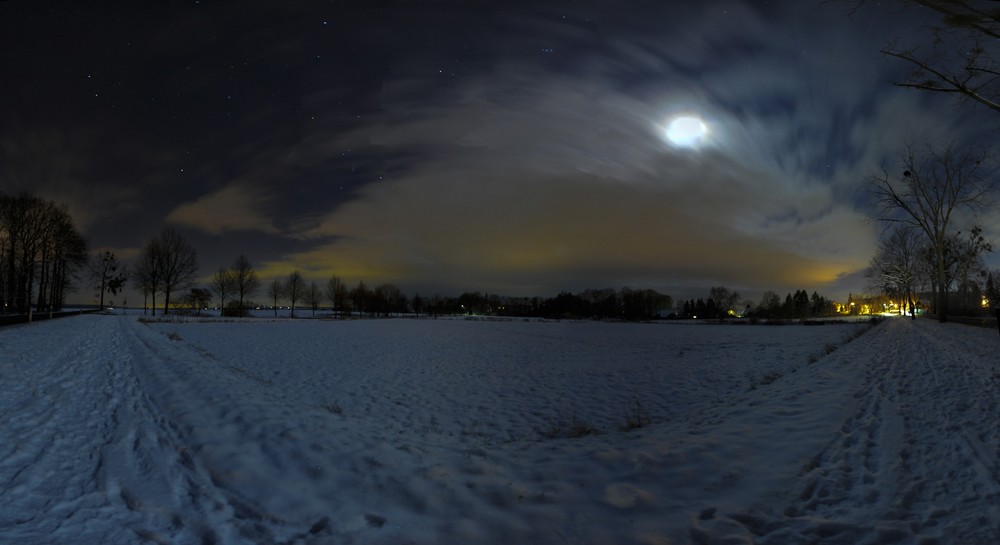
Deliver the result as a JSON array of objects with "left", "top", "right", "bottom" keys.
[
  {"left": 832, "top": 1, "right": 1000, "bottom": 112},
  {"left": 137, "top": 227, "right": 198, "bottom": 315},
  {"left": 326, "top": 275, "right": 347, "bottom": 317},
  {"left": 132, "top": 242, "right": 161, "bottom": 315},
  {"left": 209, "top": 267, "right": 236, "bottom": 313},
  {"left": 0, "top": 194, "right": 87, "bottom": 316},
  {"left": 948, "top": 226, "right": 992, "bottom": 315},
  {"left": 285, "top": 270, "right": 305, "bottom": 318},
  {"left": 305, "top": 281, "right": 322, "bottom": 317},
  {"left": 267, "top": 278, "right": 285, "bottom": 317},
  {"left": 871, "top": 141, "right": 996, "bottom": 321},
  {"left": 865, "top": 225, "right": 922, "bottom": 318},
  {"left": 184, "top": 287, "right": 212, "bottom": 315},
  {"left": 231, "top": 254, "right": 259, "bottom": 317},
  {"left": 351, "top": 280, "right": 370, "bottom": 317}
]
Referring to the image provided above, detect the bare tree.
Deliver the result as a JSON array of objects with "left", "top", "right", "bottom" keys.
[
  {"left": 709, "top": 286, "right": 741, "bottom": 317},
  {"left": 886, "top": 1, "right": 1000, "bottom": 113},
  {"left": 183, "top": 287, "right": 212, "bottom": 316},
  {"left": 412, "top": 292, "right": 424, "bottom": 317},
  {"left": 231, "top": 254, "right": 259, "bottom": 317},
  {"left": 20, "top": 197, "right": 51, "bottom": 319},
  {"left": 351, "top": 280, "right": 370, "bottom": 317},
  {"left": 89, "top": 250, "right": 128, "bottom": 311},
  {"left": 867, "top": 226, "right": 923, "bottom": 318},
  {"left": 947, "top": 225, "right": 992, "bottom": 314},
  {"left": 373, "top": 283, "right": 405, "bottom": 317},
  {"left": 32, "top": 201, "right": 87, "bottom": 318},
  {"left": 209, "top": 267, "right": 236, "bottom": 314},
  {"left": 305, "top": 281, "right": 322, "bottom": 317},
  {"left": 0, "top": 194, "right": 87, "bottom": 317},
  {"left": 285, "top": 270, "right": 305, "bottom": 318},
  {"left": 1, "top": 194, "right": 35, "bottom": 313},
  {"left": 831, "top": 1, "right": 1000, "bottom": 113},
  {"left": 985, "top": 268, "right": 1000, "bottom": 310},
  {"left": 43, "top": 215, "right": 87, "bottom": 315},
  {"left": 325, "top": 275, "right": 348, "bottom": 317},
  {"left": 132, "top": 242, "right": 161, "bottom": 315},
  {"left": 144, "top": 227, "right": 198, "bottom": 315},
  {"left": 871, "top": 141, "right": 996, "bottom": 321},
  {"left": 757, "top": 291, "right": 781, "bottom": 318},
  {"left": 267, "top": 278, "right": 285, "bottom": 317}
]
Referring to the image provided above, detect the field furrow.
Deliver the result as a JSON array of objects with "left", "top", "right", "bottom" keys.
[{"left": 4, "top": 314, "right": 999, "bottom": 544}]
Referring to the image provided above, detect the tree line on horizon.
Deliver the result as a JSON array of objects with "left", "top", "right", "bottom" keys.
[
  {"left": 867, "top": 220, "right": 996, "bottom": 320},
  {"left": 10, "top": 1, "right": 1000, "bottom": 326},
  {"left": 83, "top": 232, "right": 686, "bottom": 320},
  {"left": 196, "top": 256, "right": 679, "bottom": 321},
  {"left": 77, "top": 226, "right": 679, "bottom": 321},
  {"left": 96, "top": 2, "right": 1000, "bottom": 324},
  {"left": 0, "top": 200, "right": 851, "bottom": 324},
  {"left": 846, "top": 1, "right": 1000, "bottom": 322},
  {"left": 0, "top": 199, "right": 867, "bottom": 324},
  {"left": 121, "top": 238, "right": 852, "bottom": 323},
  {"left": 0, "top": 193, "right": 88, "bottom": 318},
  {"left": 678, "top": 288, "right": 837, "bottom": 320}
]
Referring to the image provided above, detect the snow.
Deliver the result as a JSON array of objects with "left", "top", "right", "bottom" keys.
[{"left": 2, "top": 315, "right": 998, "bottom": 544}]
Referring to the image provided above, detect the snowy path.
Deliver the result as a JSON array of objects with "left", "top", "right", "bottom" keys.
[
  {"left": 694, "top": 317, "right": 1000, "bottom": 544},
  {"left": 0, "top": 315, "right": 279, "bottom": 544},
  {"left": 2, "top": 315, "right": 999, "bottom": 544}
]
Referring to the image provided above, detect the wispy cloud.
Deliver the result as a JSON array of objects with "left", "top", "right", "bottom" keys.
[
  {"left": 167, "top": 183, "right": 280, "bottom": 235},
  {"left": 7, "top": 0, "right": 998, "bottom": 302}
]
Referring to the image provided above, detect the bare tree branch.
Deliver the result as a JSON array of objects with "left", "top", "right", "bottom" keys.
[{"left": 869, "top": 140, "right": 996, "bottom": 320}]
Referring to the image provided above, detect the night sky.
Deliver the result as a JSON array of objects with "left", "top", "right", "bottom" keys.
[{"left": 2, "top": 1, "right": 997, "bottom": 304}]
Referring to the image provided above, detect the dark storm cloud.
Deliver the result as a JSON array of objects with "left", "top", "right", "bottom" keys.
[{"left": 2, "top": 0, "right": 995, "bottom": 302}]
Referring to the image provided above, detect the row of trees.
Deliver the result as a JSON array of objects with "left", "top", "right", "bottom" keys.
[
  {"left": 843, "top": 1, "right": 1000, "bottom": 321},
  {"left": 868, "top": 143, "right": 996, "bottom": 321},
  {"left": 0, "top": 197, "right": 200, "bottom": 320},
  {"left": 677, "top": 286, "right": 837, "bottom": 320},
  {"left": 200, "top": 262, "right": 675, "bottom": 321},
  {"left": 677, "top": 286, "right": 744, "bottom": 319},
  {"left": 208, "top": 254, "right": 261, "bottom": 317},
  {"left": 849, "top": 0, "right": 1000, "bottom": 116},
  {"left": 0, "top": 206, "right": 870, "bottom": 324},
  {"left": 84, "top": 238, "right": 676, "bottom": 321},
  {"left": 755, "top": 290, "right": 837, "bottom": 319},
  {"left": 0, "top": 197, "right": 851, "bottom": 322},
  {"left": 501, "top": 287, "right": 673, "bottom": 320},
  {"left": 131, "top": 227, "right": 199, "bottom": 316},
  {"left": 0, "top": 193, "right": 88, "bottom": 318},
  {"left": 984, "top": 269, "right": 1000, "bottom": 312},
  {"left": 219, "top": 2, "right": 1000, "bottom": 324},
  {"left": 867, "top": 221, "right": 995, "bottom": 318}
]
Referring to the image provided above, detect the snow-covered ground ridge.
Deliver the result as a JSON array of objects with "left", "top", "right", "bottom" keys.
[{"left": 2, "top": 315, "right": 998, "bottom": 544}]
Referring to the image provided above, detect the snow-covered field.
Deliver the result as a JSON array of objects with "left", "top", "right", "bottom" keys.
[{"left": 2, "top": 315, "right": 998, "bottom": 544}]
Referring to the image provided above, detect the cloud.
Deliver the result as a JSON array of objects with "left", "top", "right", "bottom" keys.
[
  {"left": 289, "top": 139, "right": 875, "bottom": 297},
  {"left": 20, "top": 0, "right": 999, "bottom": 304},
  {"left": 161, "top": 0, "right": 982, "bottom": 297},
  {"left": 167, "top": 183, "right": 280, "bottom": 235},
  {"left": 0, "top": 128, "right": 143, "bottom": 231},
  {"left": 236, "top": 1, "right": 999, "bottom": 292}
]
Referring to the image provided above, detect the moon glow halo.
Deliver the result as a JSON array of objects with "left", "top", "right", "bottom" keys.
[{"left": 665, "top": 116, "right": 708, "bottom": 148}]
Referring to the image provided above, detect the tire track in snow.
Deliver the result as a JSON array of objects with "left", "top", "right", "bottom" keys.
[
  {"left": 0, "top": 317, "right": 144, "bottom": 544},
  {"left": 0, "top": 316, "right": 296, "bottom": 545},
  {"left": 119, "top": 317, "right": 293, "bottom": 544},
  {"left": 122, "top": 318, "right": 340, "bottom": 544},
  {"left": 704, "top": 318, "right": 1000, "bottom": 544},
  {"left": 94, "top": 316, "right": 249, "bottom": 545},
  {"left": 903, "top": 321, "right": 1000, "bottom": 539}
]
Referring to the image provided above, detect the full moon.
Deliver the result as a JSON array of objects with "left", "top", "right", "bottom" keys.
[{"left": 665, "top": 116, "right": 708, "bottom": 147}]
